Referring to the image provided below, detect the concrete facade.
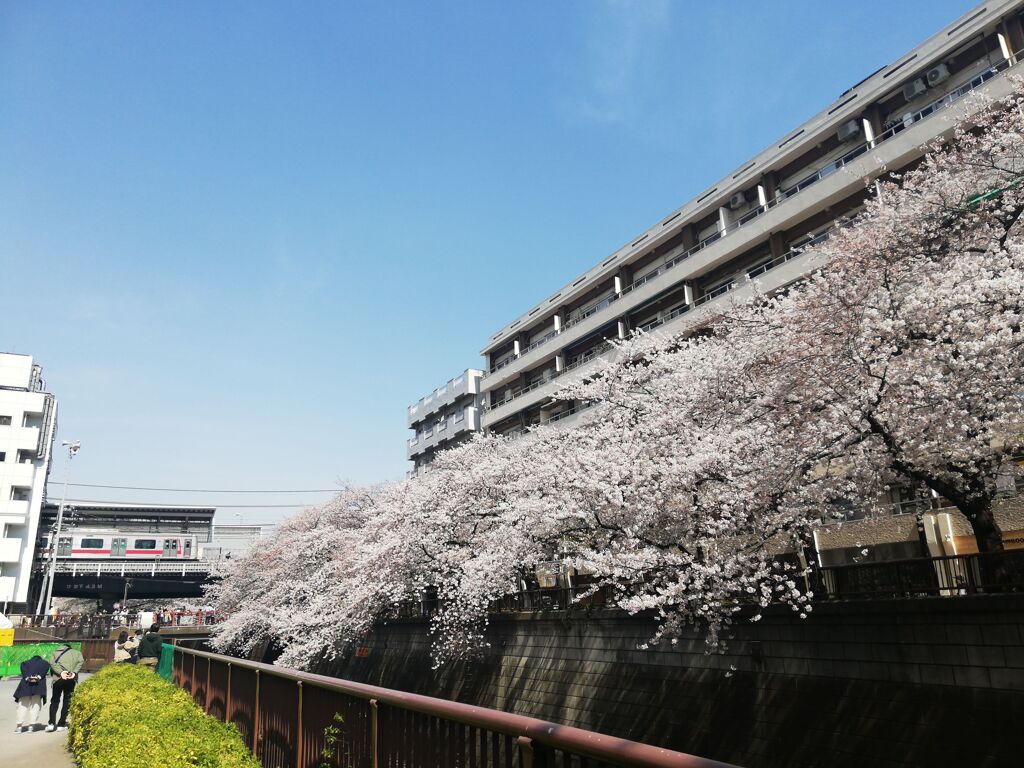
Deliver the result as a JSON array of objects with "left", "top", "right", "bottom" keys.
[
  {"left": 407, "top": 369, "right": 484, "bottom": 474},
  {"left": 477, "top": 1, "right": 1024, "bottom": 438},
  {"left": 0, "top": 353, "right": 57, "bottom": 610}
]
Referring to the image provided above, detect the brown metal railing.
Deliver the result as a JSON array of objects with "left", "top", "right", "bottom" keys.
[{"left": 170, "top": 645, "right": 741, "bottom": 768}]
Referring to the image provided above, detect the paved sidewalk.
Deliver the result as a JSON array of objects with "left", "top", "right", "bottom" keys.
[{"left": 0, "top": 676, "right": 81, "bottom": 768}]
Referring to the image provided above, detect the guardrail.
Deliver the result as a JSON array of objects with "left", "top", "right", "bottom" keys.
[
  {"left": 50, "top": 559, "right": 212, "bottom": 576},
  {"left": 170, "top": 645, "right": 739, "bottom": 768}
]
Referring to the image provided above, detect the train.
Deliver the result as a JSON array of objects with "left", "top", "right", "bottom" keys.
[{"left": 38, "top": 529, "right": 200, "bottom": 560}]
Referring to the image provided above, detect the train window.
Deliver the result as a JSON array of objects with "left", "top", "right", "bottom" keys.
[
  {"left": 134, "top": 539, "right": 157, "bottom": 549},
  {"left": 80, "top": 538, "right": 104, "bottom": 549}
]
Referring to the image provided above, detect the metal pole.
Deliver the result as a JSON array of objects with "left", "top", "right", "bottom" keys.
[{"left": 40, "top": 441, "right": 79, "bottom": 616}]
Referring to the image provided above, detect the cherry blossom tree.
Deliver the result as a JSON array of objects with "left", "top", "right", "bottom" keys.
[{"left": 210, "top": 81, "right": 1024, "bottom": 668}]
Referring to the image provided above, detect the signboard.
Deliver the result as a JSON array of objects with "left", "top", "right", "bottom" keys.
[
  {"left": 0, "top": 629, "right": 14, "bottom": 647},
  {"left": 355, "top": 646, "right": 371, "bottom": 658},
  {"left": 953, "top": 527, "right": 1024, "bottom": 555}
]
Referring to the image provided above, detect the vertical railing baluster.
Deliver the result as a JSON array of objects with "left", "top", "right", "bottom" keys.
[
  {"left": 517, "top": 736, "right": 534, "bottom": 768},
  {"left": 253, "top": 669, "right": 262, "bottom": 757},
  {"left": 225, "top": 663, "right": 232, "bottom": 725},
  {"left": 295, "top": 680, "right": 304, "bottom": 768},
  {"left": 369, "top": 699, "right": 379, "bottom": 768}
]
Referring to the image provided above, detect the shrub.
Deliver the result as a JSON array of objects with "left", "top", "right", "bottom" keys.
[{"left": 69, "top": 664, "right": 261, "bottom": 768}]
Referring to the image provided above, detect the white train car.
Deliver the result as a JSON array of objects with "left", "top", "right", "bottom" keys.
[{"left": 43, "top": 530, "right": 199, "bottom": 560}]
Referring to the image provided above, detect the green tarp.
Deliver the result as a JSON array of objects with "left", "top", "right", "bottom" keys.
[
  {"left": 158, "top": 643, "right": 175, "bottom": 681},
  {"left": 0, "top": 642, "right": 83, "bottom": 677}
]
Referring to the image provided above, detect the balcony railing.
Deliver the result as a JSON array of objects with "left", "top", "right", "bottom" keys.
[
  {"left": 483, "top": 59, "right": 1010, "bottom": 379},
  {"left": 483, "top": 224, "right": 840, "bottom": 414}
]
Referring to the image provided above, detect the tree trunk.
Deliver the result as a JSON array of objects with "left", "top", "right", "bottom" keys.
[
  {"left": 965, "top": 498, "right": 1011, "bottom": 589},
  {"left": 968, "top": 499, "right": 1004, "bottom": 554}
]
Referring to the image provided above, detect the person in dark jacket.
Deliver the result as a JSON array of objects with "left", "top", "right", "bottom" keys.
[
  {"left": 137, "top": 624, "right": 163, "bottom": 669},
  {"left": 13, "top": 655, "right": 49, "bottom": 733}
]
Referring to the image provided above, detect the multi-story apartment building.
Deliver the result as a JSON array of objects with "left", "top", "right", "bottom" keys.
[
  {"left": 0, "top": 353, "right": 57, "bottom": 611},
  {"left": 407, "top": 369, "right": 484, "bottom": 474},
  {"left": 479, "top": 0, "right": 1024, "bottom": 440}
]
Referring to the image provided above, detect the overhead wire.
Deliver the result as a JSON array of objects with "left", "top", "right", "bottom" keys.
[
  {"left": 65, "top": 482, "right": 340, "bottom": 493},
  {"left": 62, "top": 499, "right": 319, "bottom": 508}
]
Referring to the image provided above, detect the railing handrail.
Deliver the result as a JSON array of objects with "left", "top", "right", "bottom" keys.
[
  {"left": 482, "top": 58, "right": 1012, "bottom": 379},
  {"left": 172, "top": 645, "right": 739, "bottom": 768}
]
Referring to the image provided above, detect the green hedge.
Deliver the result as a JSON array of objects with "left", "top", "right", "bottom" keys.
[{"left": 69, "top": 663, "right": 261, "bottom": 768}]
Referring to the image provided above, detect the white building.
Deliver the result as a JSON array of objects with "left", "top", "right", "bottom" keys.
[
  {"left": 206, "top": 523, "right": 271, "bottom": 561},
  {"left": 478, "top": 1, "right": 1024, "bottom": 437},
  {"left": 407, "top": 369, "right": 485, "bottom": 474},
  {"left": 0, "top": 353, "right": 57, "bottom": 611}
]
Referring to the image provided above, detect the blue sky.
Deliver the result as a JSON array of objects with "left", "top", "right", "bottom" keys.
[{"left": 1, "top": 0, "right": 974, "bottom": 522}]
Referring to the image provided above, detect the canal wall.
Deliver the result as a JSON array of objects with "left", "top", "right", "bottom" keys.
[{"left": 310, "top": 594, "right": 1024, "bottom": 768}]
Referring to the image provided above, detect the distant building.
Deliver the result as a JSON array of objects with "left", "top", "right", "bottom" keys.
[
  {"left": 407, "top": 369, "right": 484, "bottom": 474},
  {"left": 206, "top": 523, "right": 271, "bottom": 561},
  {"left": 0, "top": 353, "right": 57, "bottom": 611}
]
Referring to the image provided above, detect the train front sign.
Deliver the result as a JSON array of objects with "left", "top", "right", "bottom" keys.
[{"left": 40, "top": 530, "right": 198, "bottom": 560}]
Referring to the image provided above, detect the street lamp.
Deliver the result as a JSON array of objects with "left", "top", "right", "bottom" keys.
[{"left": 37, "top": 440, "right": 81, "bottom": 616}]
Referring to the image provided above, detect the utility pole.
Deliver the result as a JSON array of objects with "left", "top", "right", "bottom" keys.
[{"left": 37, "top": 440, "right": 81, "bottom": 616}]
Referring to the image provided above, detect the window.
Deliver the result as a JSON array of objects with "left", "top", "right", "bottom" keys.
[
  {"left": 0, "top": 415, "right": 11, "bottom": 426},
  {"left": 0, "top": 452, "right": 5, "bottom": 462},
  {"left": 16, "top": 450, "right": 35, "bottom": 464},
  {"left": 134, "top": 539, "right": 157, "bottom": 550},
  {"left": 80, "top": 538, "right": 105, "bottom": 549},
  {"left": 10, "top": 486, "right": 30, "bottom": 501}
]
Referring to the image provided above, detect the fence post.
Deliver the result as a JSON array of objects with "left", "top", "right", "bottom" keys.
[
  {"left": 206, "top": 657, "right": 212, "bottom": 713},
  {"left": 254, "top": 669, "right": 262, "bottom": 757},
  {"left": 369, "top": 698, "right": 379, "bottom": 768},
  {"left": 295, "top": 680, "right": 304, "bottom": 768}
]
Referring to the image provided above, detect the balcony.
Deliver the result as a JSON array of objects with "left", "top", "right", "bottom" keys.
[
  {"left": 0, "top": 500, "right": 31, "bottom": 523},
  {"left": 408, "top": 371, "right": 482, "bottom": 427},
  {"left": 0, "top": 537, "right": 22, "bottom": 563},
  {"left": 481, "top": 58, "right": 1016, "bottom": 392},
  {"left": 408, "top": 406, "right": 481, "bottom": 459}
]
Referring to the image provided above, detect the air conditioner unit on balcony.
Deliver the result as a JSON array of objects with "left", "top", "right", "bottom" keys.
[
  {"left": 926, "top": 62, "right": 951, "bottom": 87},
  {"left": 836, "top": 119, "right": 861, "bottom": 143},
  {"left": 728, "top": 191, "right": 748, "bottom": 210},
  {"left": 902, "top": 77, "right": 928, "bottom": 101}
]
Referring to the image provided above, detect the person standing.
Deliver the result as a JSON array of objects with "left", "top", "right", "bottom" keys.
[
  {"left": 137, "top": 624, "right": 163, "bottom": 669},
  {"left": 45, "top": 642, "right": 84, "bottom": 732},
  {"left": 13, "top": 654, "right": 49, "bottom": 733}
]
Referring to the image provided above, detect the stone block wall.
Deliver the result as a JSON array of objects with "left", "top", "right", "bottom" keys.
[{"left": 313, "top": 595, "right": 1024, "bottom": 768}]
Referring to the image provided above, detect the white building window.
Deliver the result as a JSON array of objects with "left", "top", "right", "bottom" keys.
[{"left": 0, "top": 415, "right": 11, "bottom": 426}]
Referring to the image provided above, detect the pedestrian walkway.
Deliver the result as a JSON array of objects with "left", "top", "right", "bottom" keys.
[{"left": 0, "top": 676, "right": 79, "bottom": 768}]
